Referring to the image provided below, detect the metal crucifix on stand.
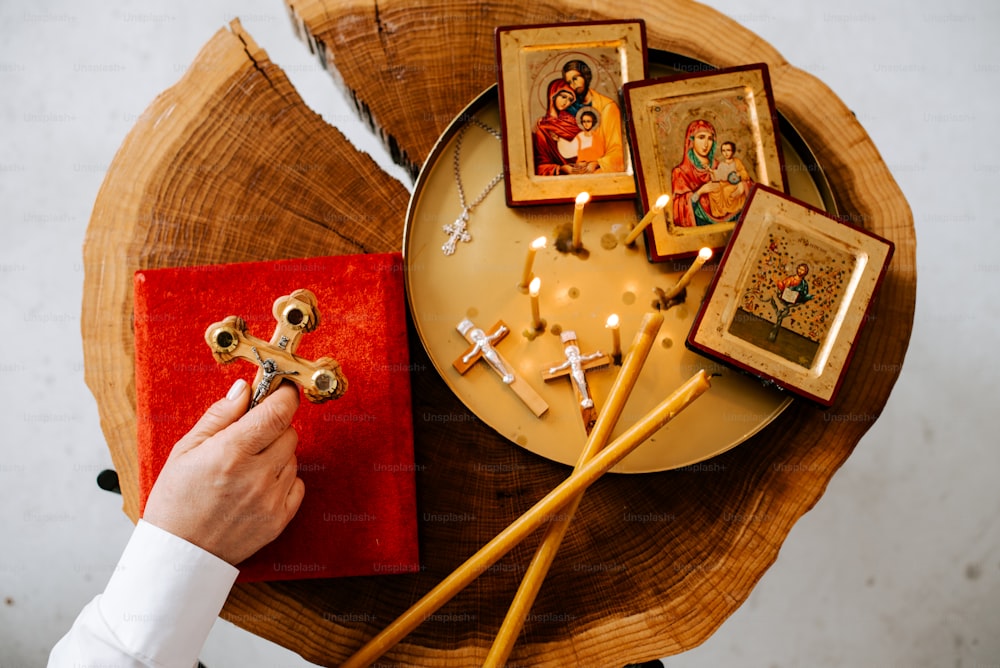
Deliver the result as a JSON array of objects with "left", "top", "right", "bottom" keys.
[
  {"left": 541, "top": 331, "right": 611, "bottom": 433},
  {"left": 452, "top": 318, "right": 548, "bottom": 417},
  {"left": 205, "top": 289, "right": 348, "bottom": 409}
]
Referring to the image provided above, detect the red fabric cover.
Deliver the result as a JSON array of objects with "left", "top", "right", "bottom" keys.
[{"left": 133, "top": 253, "right": 419, "bottom": 582}]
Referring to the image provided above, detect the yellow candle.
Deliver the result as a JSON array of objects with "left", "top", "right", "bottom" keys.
[
  {"left": 529, "top": 277, "right": 543, "bottom": 330},
  {"left": 605, "top": 313, "right": 621, "bottom": 360},
  {"left": 624, "top": 194, "right": 669, "bottom": 246},
  {"left": 572, "top": 191, "right": 590, "bottom": 249},
  {"left": 663, "top": 246, "right": 713, "bottom": 299},
  {"left": 518, "top": 236, "right": 547, "bottom": 289},
  {"left": 340, "top": 369, "right": 712, "bottom": 668},
  {"left": 484, "top": 313, "right": 663, "bottom": 667}
]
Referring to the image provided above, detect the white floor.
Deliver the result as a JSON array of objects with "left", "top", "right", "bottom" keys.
[{"left": 2, "top": 1, "right": 997, "bottom": 666}]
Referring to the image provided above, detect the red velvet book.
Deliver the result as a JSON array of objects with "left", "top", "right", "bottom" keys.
[{"left": 133, "top": 253, "right": 419, "bottom": 582}]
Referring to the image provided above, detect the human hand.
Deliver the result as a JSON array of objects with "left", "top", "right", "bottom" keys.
[
  {"left": 698, "top": 181, "right": 722, "bottom": 196},
  {"left": 142, "top": 379, "right": 305, "bottom": 565}
]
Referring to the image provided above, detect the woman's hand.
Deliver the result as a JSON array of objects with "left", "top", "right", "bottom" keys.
[
  {"left": 696, "top": 181, "right": 722, "bottom": 198},
  {"left": 142, "top": 380, "right": 304, "bottom": 565}
]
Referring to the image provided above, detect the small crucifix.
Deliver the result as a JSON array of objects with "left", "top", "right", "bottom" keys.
[
  {"left": 441, "top": 212, "right": 471, "bottom": 256},
  {"left": 452, "top": 318, "right": 548, "bottom": 417},
  {"left": 205, "top": 289, "right": 347, "bottom": 410},
  {"left": 541, "top": 331, "right": 611, "bottom": 433}
]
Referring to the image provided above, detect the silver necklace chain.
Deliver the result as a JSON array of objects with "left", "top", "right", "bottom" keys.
[{"left": 442, "top": 117, "right": 504, "bottom": 256}]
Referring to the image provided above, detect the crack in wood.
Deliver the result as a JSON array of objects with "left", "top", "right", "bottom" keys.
[
  {"left": 232, "top": 23, "right": 275, "bottom": 88},
  {"left": 286, "top": 9, "right": 421, "bottom": 181}
]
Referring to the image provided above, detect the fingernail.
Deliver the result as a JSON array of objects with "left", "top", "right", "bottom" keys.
[{"left": 226, "top": 378, "right": 248, "bottom": 401}]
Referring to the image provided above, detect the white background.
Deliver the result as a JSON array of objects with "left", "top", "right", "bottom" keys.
[{"left": 1, "top": 1, "right": 997, "bottom": 666}]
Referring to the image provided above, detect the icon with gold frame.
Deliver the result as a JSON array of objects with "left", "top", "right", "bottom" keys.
[
  {"left": 624, "top": 64, "right": 786, "bottom": 261},
  {"left": 687, "top": 186, "right": 894, "bottom": 407},
  {"left": 496, "top": 19, "right": 647, "bottom": 206}
]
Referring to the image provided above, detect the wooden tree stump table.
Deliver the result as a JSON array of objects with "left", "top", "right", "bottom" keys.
[{"left": 81, "top": 2, "right": 915, "bottom": 666}]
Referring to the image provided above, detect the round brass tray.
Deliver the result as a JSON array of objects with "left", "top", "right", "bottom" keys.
[{"left": 403, "top": 60, "right": 833, "bottom": 473}]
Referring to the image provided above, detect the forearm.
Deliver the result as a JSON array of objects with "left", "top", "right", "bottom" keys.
[{"left": 49, "top": 520, "right": 239, "bottom": 668}]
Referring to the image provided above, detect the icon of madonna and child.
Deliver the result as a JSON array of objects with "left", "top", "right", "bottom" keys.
[
  {"left": 669, "top": 118, "right": 754, "bottom": 229},
  {"left": 531, "top": 59, "right": 626, "bottom": 177}
]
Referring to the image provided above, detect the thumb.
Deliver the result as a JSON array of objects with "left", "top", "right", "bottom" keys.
[{"left": 173, "top": 378, "right": 250, "bottom": 453}]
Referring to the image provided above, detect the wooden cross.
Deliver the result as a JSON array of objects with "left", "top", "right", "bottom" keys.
[
  {"left": 541, "top": 331, "right": 611, "bottom": 433},
  {"left": 204, "top": 289, "right": 347, "bottom": 409},
  {"left": 452, "top": 318, "right": 548, "bottom": 417}
]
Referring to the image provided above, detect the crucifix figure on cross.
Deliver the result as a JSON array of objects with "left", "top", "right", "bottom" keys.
[
  {"left": 250, "top": 346, "right": 300, "bottom": 409},
  {"left": 460, "top": 320, "right": 514, "bottom": 383},
  {"left": 452, "top": 318, "right": 548, "bottom": 418},
  {"left": 205, "top": 289, "right": 348, "bottom": 410},
  {"left": 542, "top": 331, "right": 611, "bottom": 433}
]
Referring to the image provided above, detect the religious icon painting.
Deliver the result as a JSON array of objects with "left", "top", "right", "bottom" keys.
[
  {"left": 495, "top": 20, "right": 648, "bottom": 206},
  {"left": 623, "top": 64, "right": 786, "bottom": 262},
  {"left": 687, "top": 186, "right": 894, "bottom": 407}
]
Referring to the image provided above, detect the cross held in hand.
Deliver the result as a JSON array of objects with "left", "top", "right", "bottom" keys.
[{"left": 205, "top": 289, "right": 347, "bottom": 409}]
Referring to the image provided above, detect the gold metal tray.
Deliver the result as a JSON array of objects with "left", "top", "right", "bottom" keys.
[{"left": 403, "top": 64, "right": 832, "bottom": 473}]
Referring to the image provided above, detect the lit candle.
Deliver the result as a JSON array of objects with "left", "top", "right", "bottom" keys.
[
  {"left": 571, "top": 191, "right": 590, "bottom": 249},
  {"left": 529, "top": 277, "right": 543, "bottom": 330},
  {"left": 519, "top": 236, "right": 547, "bottom": 289},
  {"left": 605, "top": 313, "right": 621, "bottom": 361},
  {"left": 663, "top": 247, "right": 713, "bottom": 300},
  {"left": 624, "top": 194, "right": 669, "bottom": 246}
]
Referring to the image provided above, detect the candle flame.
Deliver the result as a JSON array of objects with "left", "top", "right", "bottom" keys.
[
  {"left": 605, "top": 313, "right": 619, "bottom": 328},
  {"left": 531, "top": 236, "right": 547, "bottom": 250},
  {"left": 529, "top": 276, "right": 541, "bottom": 296},
  {"left": 575, "top": 191, "right": 590, "bottom": 206},
  {"left": 698, "top": 247, "right": 713, "bottom": 261},
  {"left": 654, "top": 194, "right": 670, "bottom": 209}
]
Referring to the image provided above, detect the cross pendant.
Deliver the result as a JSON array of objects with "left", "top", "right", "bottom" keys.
[
  {"left": 441, "top": 210, "right": 471, "bottom": 256},
  {"left": 205, "top": 289, "right": 348, "bottom": 409}
]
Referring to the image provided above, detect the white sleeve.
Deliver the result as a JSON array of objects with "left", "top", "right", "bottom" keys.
[{"left": 49, "top": 519, "right": 239, "bottom": 668}]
